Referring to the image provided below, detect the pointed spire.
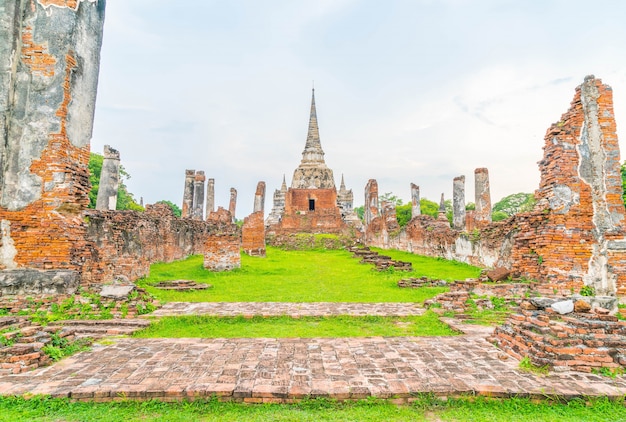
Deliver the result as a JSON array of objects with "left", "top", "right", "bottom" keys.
[
  {"left": 439, "top": 193, "right": 446, "bottom": 213},
  {"left": 281, "top": 174, "right": 287, "bottom": 191},
  {"left": 300, "top": 88, "right": 326, "bottom": 166},
  {"left": 340, "top": 174, "right": 346, "bottom": 191}
]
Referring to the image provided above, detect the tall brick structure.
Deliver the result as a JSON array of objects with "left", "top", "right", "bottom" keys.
[
  {"left": 512, "top": 75, "right": 626, "bottom": 295},
  {"left": 0, "top": 1, "right": 106, "bottom": 291},
  {"left": 474, "top": 168, "right": 492, "bottom": 225},
  {"left": 266, "top": 90, "right": 359, "bottom": 235}
]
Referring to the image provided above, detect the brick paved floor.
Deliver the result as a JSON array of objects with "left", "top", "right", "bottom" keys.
[
  {"left": 1, "top": 312, "right": 625, "bottom": 402},
  {"left": 149, "top": 302, "right": 426, "bottom": 317}
]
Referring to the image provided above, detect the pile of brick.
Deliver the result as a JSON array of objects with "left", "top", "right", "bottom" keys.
[
  {"left": 0, "top": 288, "right": 159, "bottom": 320},
  {"left": 348, "top": 246, "right": 413, "bottom": 271},
  {"left": 0, "top": 316, "right": 72, "bottom": 374},
  {"left": 397, "top": 276, "right": 448, "bottom": 288},
  {"left": 154, "top": 280, "right": 211, "bottom": 291},
  {"left": 423, "top": 280, "right": 528, "bottom": 314},
  {"left": 491, "top": 308, "right": 626, "bottom": 373},
  {"left": 0, "top": 316, "right": 150, "bottom": 375}
]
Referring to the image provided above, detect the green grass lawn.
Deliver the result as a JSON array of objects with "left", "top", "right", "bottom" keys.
[
  {"left": 0, "top": 395, "right": 620, "bottom": 422},
  {"left": 133, "top": 312, "right": 458, "bottom": 338},
  {"left": 138, "top": 247, "right": 481, "bottom": 303}
]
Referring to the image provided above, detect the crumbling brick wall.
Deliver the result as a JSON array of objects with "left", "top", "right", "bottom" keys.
[
  {"left": 242, "top": 211, "right": 266, "bottom": 257},
  {"left": 510, "top": 76, "right": 626, "bottom": 295},
  {"left": 204, "top": 207, "right": 241, "bottom": 271},
  {"left": 81, "top": 204, "right": 222, "bottom": 287}
]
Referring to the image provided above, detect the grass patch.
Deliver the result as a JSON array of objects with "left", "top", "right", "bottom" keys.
[
  {"left": 139, "top": 247, "right": 480, "bottom": 303},
  {"left": 41, "top": 333, "right": 91, "bottom": 362},
  {"left": 133, "top": 311, "right": 457, "bottom": 338},
  {"left": 0, "top": 395, "right": 621, "bottom": 422},
  {"left": 519, "top": 356, "right": 550, "bottom": 375}
]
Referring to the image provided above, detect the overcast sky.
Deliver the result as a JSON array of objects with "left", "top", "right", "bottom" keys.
[{"left": 91, "top": 0, "right": 626, "bottom": 218}]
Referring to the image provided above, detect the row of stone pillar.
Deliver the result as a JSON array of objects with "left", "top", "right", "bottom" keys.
[
  {"left": 366, "top": 168, "right": 492, "bottom": 230},
  {"left": 410, "top": 168, "right": 491, "bottom": 230},
  {"left": 181, "top": 171, "right": 237, "bottom": 221}
]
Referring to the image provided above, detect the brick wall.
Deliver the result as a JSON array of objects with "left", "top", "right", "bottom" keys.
[
  {"left": 81, "top": 204, "right": 221, "bottom": 287},
  {"left": 242, "top": 211, "right": 266, "bottom": 256}
]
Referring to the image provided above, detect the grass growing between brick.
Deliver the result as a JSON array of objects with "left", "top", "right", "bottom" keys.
[
  {"left": 138, "top": 247, "right": 481, "bottom": 303},
  {"left": 133, "top": 311, "right": 458, "bottom": 338},
  {"left": 0, "top": 395, "right": 622, "bottom": 422}
]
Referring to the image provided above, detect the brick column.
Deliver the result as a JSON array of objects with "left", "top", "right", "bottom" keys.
[
  {"left": 474, "top": 168, "right": 492, "bottom": 224},
  {"left": 228, "top": 188, "right": 237, "bottom": 222},
  {"left": 205, "top": 178, "right": 215, "bottom": 218},
  {"left": 181, "top": 169, "right": 195, "bottom": 218},
  {"left": 364, "top": 179, "right": 379, "bottom": 227},
  {"left": 193, "top": 171, "right": 205, "bottom": 220},
  {"left": 410, "top": 183, "right": 421, "bottom": 218}
]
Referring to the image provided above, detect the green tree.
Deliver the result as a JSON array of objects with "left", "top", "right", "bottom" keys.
[
  {"left": 492, "top": 192, "right": 535, "bottom": 216},
  {"left": 88, "top": 152, "right": 144, "bottom": 211},
  {"left": 379, "top": 192, "right": 403, "bottom": 206},
  {"left": 492, "top": 210, "right": 510, "bottom": 222},
  {"left": 354, "top": 205, "right": 364, "bottom": 221},
  {"left": 396, "top": 203, "right": 412, "bottom": 226},
  {"left": 157, "top": 200, "right": 182, "bottom": 217},
  {"left": 419, "top": 198, "right": 440, "bottom": 219}
]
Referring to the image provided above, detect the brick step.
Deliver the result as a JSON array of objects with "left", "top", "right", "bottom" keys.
[
  {"left": 0, "top": 317, "right": 30, "bottom": 331},
  {"left": 53, "top": 319, "right": 151, "bottom": 338},
  {"left": 56, "top": 319, "right": 151, "bottom": 327}
]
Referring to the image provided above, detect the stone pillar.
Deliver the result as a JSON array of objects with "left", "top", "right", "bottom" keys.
[
  {"left": 229, "top": 188, "right": 237, "bottom": 222},
  {"left": 453, "top": 176, "right": 466, "bottom": 230},
  {"left": 253, "top": 181, "right": 266, "bottom": 213},
  {"left": 0, "top": 1, "right": 106, "bottom": 282},
  {"left": 364, "top": 179, "right": 379, "bottom": 226},
  {"left": 474, "top": 168, "right": 492, "bottom": 224},
  {"left": 193, "top": 171, "right": 205, "bottom": 220},
  {"left": 181, "top": 169, "right": 195, "bottom": 218},
  {"left": 205, "top": 178, "right": 215, "bottom": 217},
  {"left": 95, "top": 145, "right": 120, "bottom": 211},
  {"left": 410, "top": 183, "right": 421, "bottom": 218}
]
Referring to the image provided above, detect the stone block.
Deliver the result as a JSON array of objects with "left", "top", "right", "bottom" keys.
[{"left": 551, "top": 300, "right": 574, "bottom": 315}]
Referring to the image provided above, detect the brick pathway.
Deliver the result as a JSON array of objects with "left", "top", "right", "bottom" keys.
[
  {"left": 149, "top": 302, "right": 426, "bottom": 317},
  {"left": 1, "top": 316, "right": 625, "bottom": 402}
]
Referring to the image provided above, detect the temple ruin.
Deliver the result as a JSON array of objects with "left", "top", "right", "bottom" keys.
[
  {"left": 266, "top": 89, "right": 361, "bottom": 236},
  {"left": 366, "top": 75, "right": 626, "bottom": 299}
]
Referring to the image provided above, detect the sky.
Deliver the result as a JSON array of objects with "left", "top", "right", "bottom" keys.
[{"left": 91, "top": 0, "right": 626, "bottom": 218}]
